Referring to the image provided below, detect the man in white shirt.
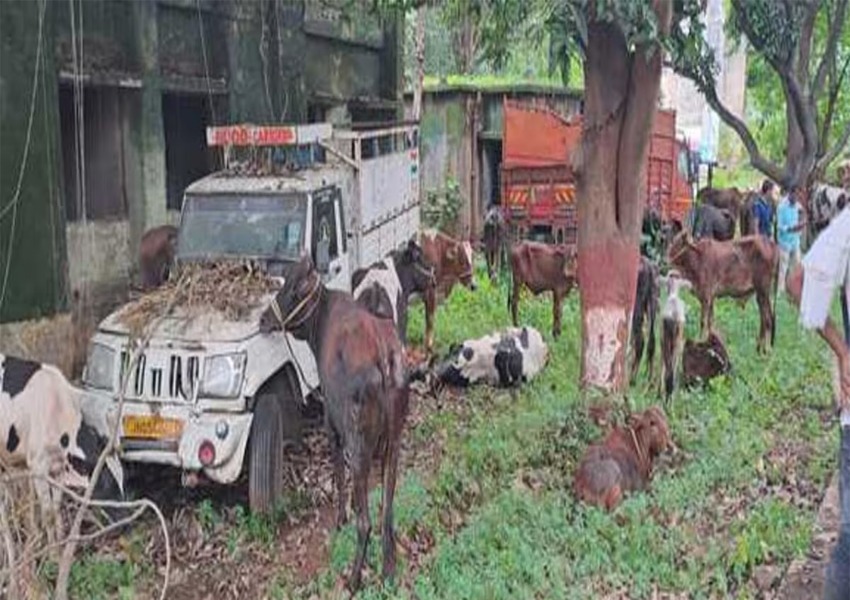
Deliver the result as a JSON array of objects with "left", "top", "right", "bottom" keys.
[{"left": 786, "top": 206, "right": 850, "bottom": 600}]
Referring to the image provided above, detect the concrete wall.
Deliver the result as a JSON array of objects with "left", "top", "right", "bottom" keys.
[{"left": 0, "top": 0, "right": 403, "bottom": 328}]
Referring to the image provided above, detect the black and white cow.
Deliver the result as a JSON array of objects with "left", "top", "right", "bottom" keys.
[
  {"left": 0, "top": 354, "right": 124, "bottom": 535},
  {"left": 436, "top": 326, "right": 548, "bottom": 388},
  {"left": 810, "top": 184, "right": 849, "bottom": 236},
  {"left": 351, "top": 239, "right": 435, "bottom": 344}
]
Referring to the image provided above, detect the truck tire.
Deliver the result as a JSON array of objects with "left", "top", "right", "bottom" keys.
[{"left": 248, "top": 392, "right": 285, "bottom": 515}]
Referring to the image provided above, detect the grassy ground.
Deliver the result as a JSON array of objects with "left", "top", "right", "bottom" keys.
[{"left": 63, "top": 265, "right": 838, "bottom": 599}]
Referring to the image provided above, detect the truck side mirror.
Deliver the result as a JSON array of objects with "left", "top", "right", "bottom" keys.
[
  {"left": 316, "top": 238, "right": 330, "bottom": 274},
  {"left": 689, "top": 152, "right": 700, "bottom": 184}
]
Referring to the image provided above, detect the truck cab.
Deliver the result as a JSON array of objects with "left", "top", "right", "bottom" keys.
[{"left": 80, "top": 123, "right": 420, "bottom": 513}]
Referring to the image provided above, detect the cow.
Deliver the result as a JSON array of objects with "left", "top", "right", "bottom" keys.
[
  {"left": 630, "top": 257, "right": 659, "bottom": 382},
  {"left": 258, "top": 256, "right": 411, "bottom": 592},
  {"left": 508, "top": 241, "right": 577, "bottom": 338},
  {"left": 667, "top": 232, "right": 778, "bottom": 353},
  {"left": 419, "top": 230, "right": 477, "bottom": 351},
  {"left": 482, "top": 205, "right": 507, "bottom": 280},
  {"left": 573, "top": 406, "right": 671, "bottom": 511},
  {"left": 0, "top": 355, "right": 125, "bottom": 539},
  {"left": 698, "top": 186, "right": 745, "bottom": 218},
  {"left": 435, "top": 326, "right": 548, "bottom": 388},
  {"left": 659, "top": 274, "right": 691, "bottom": 400},
  {"left": 351, "top": 239, "right": 435, "bottom": 344},
  {"left": 738, "top": 191, "right": 759, "bottom": 237},
  {"left": 682, "top": 331, "right": 731, "bottom": 389},
  {"left": 139, "top": 225, "right": 178, "bottom": 291},
  {"left": 810, "top": 184, "right": 849, "bottom": 236},
  {"left": 692, "top": 203, "right": 736, "bottom": 241}
]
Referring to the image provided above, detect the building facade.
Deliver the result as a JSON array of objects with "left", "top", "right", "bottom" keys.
[{"left": 0, "top": 0, "right": 402, "bottom": 324}]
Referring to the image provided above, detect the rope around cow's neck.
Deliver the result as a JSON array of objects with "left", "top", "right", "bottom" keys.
[
  {"left": 628, "top": 425, "right": 650, "bottom": 476},
  {"left": 271, "top": 273, "right": 323, "bottom": 331}
]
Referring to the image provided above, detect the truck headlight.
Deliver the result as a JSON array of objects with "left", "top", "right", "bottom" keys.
[
  {"left": 84, "top": 343, "right": 115, "bottom": 391},
  {"left": 201, "top": 353, "right": 246, "bottom": 398}
]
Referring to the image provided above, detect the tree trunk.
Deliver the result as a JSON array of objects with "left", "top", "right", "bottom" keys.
[
  {"left": 411, "top": 6, "right": 425, "bottom": 121},
  {"left": 577, "top": 3, "right": 670, "bottom": 393}
]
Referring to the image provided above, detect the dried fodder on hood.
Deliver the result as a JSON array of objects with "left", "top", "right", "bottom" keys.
[{"left": 117, "top": 261, "right": 280, "bottom": 336}]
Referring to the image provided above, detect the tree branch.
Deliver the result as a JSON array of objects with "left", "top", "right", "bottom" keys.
[
  {"left": 819, "top": 52, "right": 850, "bottom": 155},
  {"left": 813, "top": 0, "right": 848, "bottom": 98},
  {"left": 703, "top": 83, "right": 787, "bottom": 183},
  {"left": 816, "top": 117, "right": 850, "bottom": 175}
]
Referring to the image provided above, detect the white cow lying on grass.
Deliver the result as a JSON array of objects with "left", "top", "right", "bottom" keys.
[
  {"left": 0, "top": 354, "right": 124, "bottom": 537},
  {"left": 436, "top": 326, "right": 549, "bottom": 387}
]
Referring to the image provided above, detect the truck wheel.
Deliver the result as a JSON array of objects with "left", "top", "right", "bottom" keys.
[{"left": 249, "top": 392, "right": 285, "bottom": 515}]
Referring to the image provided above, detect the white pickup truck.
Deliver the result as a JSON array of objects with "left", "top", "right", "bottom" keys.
[{"left": 80, "top": 123, "right": 420, "bottom": 512}]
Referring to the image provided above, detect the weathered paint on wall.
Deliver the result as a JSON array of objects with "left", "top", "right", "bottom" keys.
[
  {"left": 66, "top": 220, "right": 133, "bottom": 301},
  {"left": 0, "top": 0, "right": 67, "bottom": 323},
  {"left": 1, "top": 0, "right": 403, "bottom": 325}
]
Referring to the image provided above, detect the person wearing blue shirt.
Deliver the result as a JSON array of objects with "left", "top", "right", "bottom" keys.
[
  {"left": 752, "top": 179, "right": 775, "bottom": 237},
  {"left": 777, "top": 185, "right": 805, "bottom": 288}
]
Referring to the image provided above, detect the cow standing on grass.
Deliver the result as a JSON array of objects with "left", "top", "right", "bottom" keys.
[
  {"left": 419, "top": 230, "right": 477, "bottom": 351},
  {"left": 659, "top": 274, "right": 690, "bottom": 400},
  {"left": 508, "top": 241, "right": 577, "bottom": 338},
  {"left": 667, "top": 232, "right": 778, "bottom": 353},
  {"left": 630, "top": 257, "right": 659, "bottom": 382},
  {"left": 351, "top": 239, "right": 435, "bottom": 344},
  {"left": 259, "top": 257, "right": 413, "bottom": 592},
  {"left": 482, "top": 205, "right": 507, "bottom": 281}
]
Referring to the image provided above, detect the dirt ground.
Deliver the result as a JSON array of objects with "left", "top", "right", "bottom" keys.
[{"left": 776, "top": 473, "right": 840, "bottom": 600}]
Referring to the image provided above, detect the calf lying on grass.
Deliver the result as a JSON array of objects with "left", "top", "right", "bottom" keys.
[
  {"left": 436, "top": 326, "right": 548, "bottom": 388},
  {"left": 573, "top": 406, "right": 671, "bottom": 511},
  {"left": 682, "top": 331, "right": 731, "bottom": 389}
]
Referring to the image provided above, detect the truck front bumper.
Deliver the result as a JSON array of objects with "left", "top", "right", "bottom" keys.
[{"left": 80, "top": 391, "right": 253, "bottom": 485}]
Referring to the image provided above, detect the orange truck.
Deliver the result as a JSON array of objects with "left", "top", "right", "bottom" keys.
[{"left": 500, "top": 101, "right": 696, "bottom": 245}]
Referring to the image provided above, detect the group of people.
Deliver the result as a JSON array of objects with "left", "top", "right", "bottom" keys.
[
  {"left": 746, "top": 177, "right": 849, "bottom": 599},
  {"left": 747, "top": 179, "right": 808, "bottom": 287}
]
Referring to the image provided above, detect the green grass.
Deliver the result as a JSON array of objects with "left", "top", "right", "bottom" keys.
[
  {"left": 65, "top": 263, "right": 838, "bottom": 599},
  {"left": 284, "top": 265, "right": 838, "bottom": 598}
]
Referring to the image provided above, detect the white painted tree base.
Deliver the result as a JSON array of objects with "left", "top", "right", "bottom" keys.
[{"left": 583, "top": 305, "right": 629, "bottom": 392}]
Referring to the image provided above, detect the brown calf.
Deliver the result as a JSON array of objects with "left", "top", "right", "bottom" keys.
[
  {"left": 420, "top": 229, "right": 477, "bottom": 350},
  {"left": 573, "top": 406, "right": 671, "bottom": 511},
  {"left": 139, "top": 225, "right": 178, "bottom": 290},
  {"left": 682, "top": 331, "right": 731, "bottom": 388},
  {"left": 667, "top": 232, "right": 778, "bottom": 353},
  {"left": 509, "top": 241, "right": 576, "bottom": 338},
  {"left": 259, "top": 257, "right": 410, "bottom": 592}
]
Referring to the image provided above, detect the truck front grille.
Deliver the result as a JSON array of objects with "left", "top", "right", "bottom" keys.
[{"left": 120, "top": 350, "right": 200, "bottom": 401}]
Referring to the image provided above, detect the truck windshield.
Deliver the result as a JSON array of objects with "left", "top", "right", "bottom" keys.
[{"left": 177, "top": 193, "right": 307, "bottom": 261}]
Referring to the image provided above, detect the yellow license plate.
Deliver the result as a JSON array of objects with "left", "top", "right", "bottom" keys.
[{"left": 122, "top": 415, "right": 183, "bottom": 439}]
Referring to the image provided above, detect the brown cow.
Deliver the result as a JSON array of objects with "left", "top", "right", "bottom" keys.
[
  {"left": 682, "top": 331, "right": 732, "bottom": 388},
  {"left": 573, "top": 406, "right": 671, "bottom": 511},
  {"left": 259, "top": 256, "right": 412, "bottom": 592},
  {"left": 420, "top": 229, "right": 477, "bottom": 350},
  {"left": 139, "top": 225, "right": 178, "bottom": 290},
  {"left": 509, "top": 241, "right": 576, "bottom": 338},
  {"left": 667, "top": 232, "right": 779, "bottom": 353},
  {"left": 698, "top": 186, "right": 745, "bottom": 217}
]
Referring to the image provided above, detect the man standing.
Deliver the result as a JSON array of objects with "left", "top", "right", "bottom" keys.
[
  {"left": 777, "top": 185, "right": 806, "bottom": 286},
  {"left": 786, "top": 206, "right": 850, "bottom": 600},
  {"left": 753, "top": 180, "right": 775, "bottom": 237}
]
